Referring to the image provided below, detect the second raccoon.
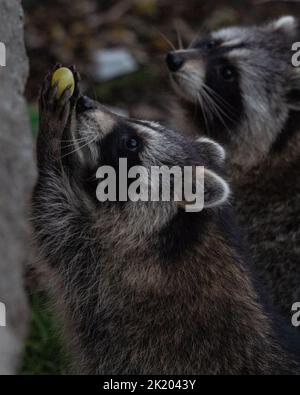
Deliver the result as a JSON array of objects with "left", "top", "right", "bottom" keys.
[{"left": 166, "top": 16, "right": 300, "bottom": 319}]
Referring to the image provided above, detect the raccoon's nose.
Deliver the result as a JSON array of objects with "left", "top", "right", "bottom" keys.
[
  {"left": 166, "top": 52, "right": 185, "bottom": 72},
  {"left": 76, "top": 96, "right": 97, "bottom": 113}
]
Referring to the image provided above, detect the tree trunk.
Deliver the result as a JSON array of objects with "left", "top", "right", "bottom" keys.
[{"left": 0, "top": 0, "right": 35, "bottom": 374}]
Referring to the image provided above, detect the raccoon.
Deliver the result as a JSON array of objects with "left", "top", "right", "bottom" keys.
[
  {"left": 166, "top": 16, "right": 300, "bottom": 319},
  {"left": 30, "top": 67, "right": 300, "bottom": 374}
]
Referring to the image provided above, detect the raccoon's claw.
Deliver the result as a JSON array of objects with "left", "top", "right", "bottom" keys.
[
  {"left": 56, "top": 85, "right": 73, "bottom": 125},
  {"left": 37, "top": 66, "right": 80, "bottom": 169},
  {"left": 39, "top": 63, "right": 63, "bottom": 108},
  {"left": 69, "top": 64, "right": 81, "bottom": 107},
  {"left": 39, "top": 68, "right": 72, "bottom": 133},
  {"left": 54, "top": 63, "right": 63, "bottom": 70},
  {"left": 39, "top": 71, "right": 51, "bottom": 111}
]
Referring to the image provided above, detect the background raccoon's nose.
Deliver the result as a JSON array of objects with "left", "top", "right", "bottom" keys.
[
  {"left": 76, "top": 96, "right": 97, "bottom": 113},
  {"left": 166, "top": 52, "right": 185, "bottom": 72}
]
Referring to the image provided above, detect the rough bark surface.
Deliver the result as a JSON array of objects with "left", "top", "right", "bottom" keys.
[{"left": 0, "top": 0, "right": 35, "bottom": 374}]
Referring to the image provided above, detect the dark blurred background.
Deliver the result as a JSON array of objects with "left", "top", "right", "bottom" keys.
[
  {"left": 21, "top": 0, "right": 300, "bottom": 374},
  {"left": 23, "top": 0, "right": 300, "bottom": 125}
]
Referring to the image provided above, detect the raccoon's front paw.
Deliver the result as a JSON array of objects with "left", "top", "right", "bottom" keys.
[{"left": 39, "top": 64, "right": 74, "bottom": 136}]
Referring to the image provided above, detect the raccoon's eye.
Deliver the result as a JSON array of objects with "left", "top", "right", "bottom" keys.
[
  {"left": 123, "top": 137, "right": 140, "bottom": 152},
  {"left": 220, "top": 65, "right": 235, "bottom": 81}
]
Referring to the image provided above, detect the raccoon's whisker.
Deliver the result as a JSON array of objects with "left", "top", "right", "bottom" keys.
[
  {"left": 158, "top": 31, "right": 176, "bottom": 51},
  {"left": 197, "top": 88, "right": 215, "bottom": 123},
  {"left": 202, "top": 86, "right": 237, "bottom": 124},
  {"left": 61, "top": 135, "right": 98, "bottom": 159},
  {"left": 204, "top": 95, "right": 216, "bottom": 124},
  {"left": 175, "top": 24, "right": 183, "bottom": 50},
  {"left": 61, "top": 137, "right": 90, "bottom": 147},
  {"left": 62, "top": 136, "right": 97, "bottom": 158},
  {"left": 193, "top": 94, "right": 199, "bottom": 122},
  {"left": 177, "top": 73, "right": 232, "bottom": 132},
  {"left": 202, "top": 83, "right": 237, "bottom": 115},
  {"left": 201, "top": 95, "right": 217, "bottom": 134},
  {"left": 200, "top": 89, "right": 221, "bottom": 125},
  {"left": 60, "top": 137, "right": 87, "bottom": 143},
  {"left": 69, "top": 132, "right": 96, "bottom": 149},
  {"left": 208, "top": 96, "right": 233, "bottom": 130},
  {"left": 61, "top": 141, "right": 86, "bottom": 149},
  {"left": 206, "top": 94, "right": 236, "bottom": 125},
  {"left": 189, "top": 35, "right": 199, "bottom": 49},
  {"left": 61, "top": 135, "right": 95, "bottom": 151},
  {"left": 202, "top": 84, "right": 235, "bottom": 116},
  {"left": 197, "top": 92, "right": 210, "bottom": 133},
  {"left": 178, "top": 72, "right": 237, "bottom": 121},
  {"left": 92, "top": 87, "right": 99, "bottom": 102},
  {"left": 177, "top": 73, "right": 213, "bottom": 131},
  {"left": 201, "top": 88, "right": 231, "bottom": 133}
]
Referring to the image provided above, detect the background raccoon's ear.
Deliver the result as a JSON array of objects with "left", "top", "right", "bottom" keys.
[
  {"left": 267, "top": 16, "right": 298, "bottom": 36},
  {"left": 203, "top": 169, "right": 230, "bottom": 209},
  {"left": 195, "top": 137, "right": 226, "bottom": 166}
]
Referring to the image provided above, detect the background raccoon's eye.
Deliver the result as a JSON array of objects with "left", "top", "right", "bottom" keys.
[
  {"left": 220, "top": 65, "right": 235, "bottom": 81},
  {"left": 123, "top": 137, "right": 140, "bottom": 152}
]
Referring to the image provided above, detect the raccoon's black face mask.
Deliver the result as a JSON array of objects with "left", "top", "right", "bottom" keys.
[
  {"left": 166, "top": 16, "right": 300, "bottom": 158},
  {"left": 74, "top": 96, "right": 229, "bottom": 212},
  {"left": 166, "top": 39, "right": 243, "bottom": 144}
]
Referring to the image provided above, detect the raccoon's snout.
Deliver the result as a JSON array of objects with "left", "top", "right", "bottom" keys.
[
  {"left": 166, "top": 52, "right": 185, "bottom": 72},
  {"left": 76, "top": 95, "right": 97, "bottom": 114}
]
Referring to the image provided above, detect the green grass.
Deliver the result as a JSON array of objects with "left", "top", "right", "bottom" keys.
[
  {"left": 21, "top": 292, "right": 69, "bottom": 375},
  {"left": 28, "top": 105, "right": 39, "bottom": 138}
]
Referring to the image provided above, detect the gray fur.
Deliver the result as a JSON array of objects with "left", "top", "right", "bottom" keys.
[
  {"left": 168, "top": 16, "right": 300, "bottom": 318},
  {"left": 31, "top": 72, "right": 300, "bottom": 374}
]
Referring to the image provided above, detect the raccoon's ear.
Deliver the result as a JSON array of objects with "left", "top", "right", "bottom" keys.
[
  {"left": 178, "top": 167, "right": 230, "bottom": 212},
  {"left": 267, "top": 16, "right": 298, "bottom": 36},
  {"left": 195, "top": 137, "right": 226, "bottom": 166},
  {"left": 203, "top": 169, "right": 230, "bottom": 209}
]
